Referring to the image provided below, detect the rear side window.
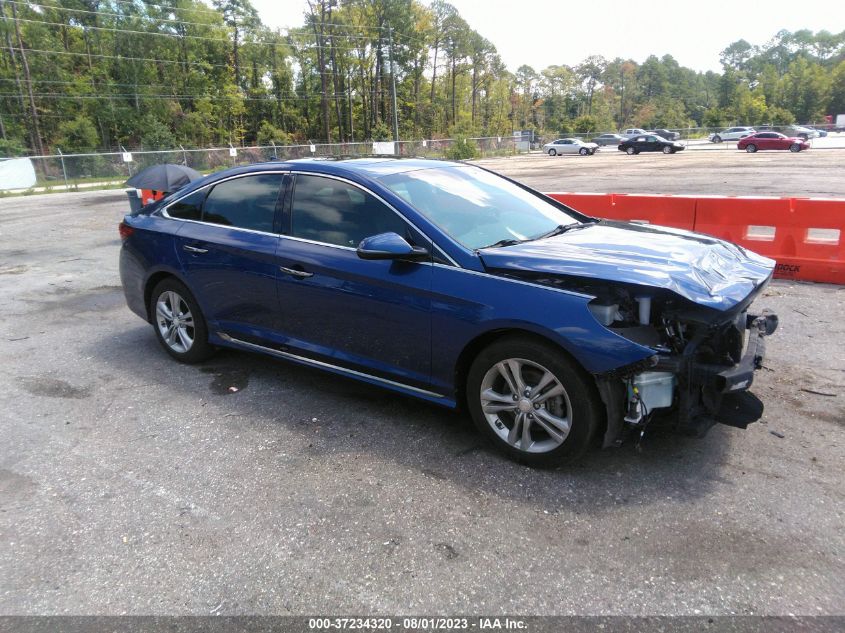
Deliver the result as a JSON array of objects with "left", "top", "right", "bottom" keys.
[
  {"left": 202, "top": 174, "right": 283, "bottom": 232},
  {"left": 167, "top": 189, "right": 205, "bottom": 221},
  {"left": 291, "top": 175, "right": 408, "bottom": 248}
]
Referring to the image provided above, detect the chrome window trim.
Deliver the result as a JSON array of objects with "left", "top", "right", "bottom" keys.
[
  {"left": 217, "top": 332, "right": 445, "bottom": 399},
  {"left": 159, "top": 170, "right": 287, "bottom": 238},
  {"left": 158, "top": 167, "right": 461, "bottom": 267}
]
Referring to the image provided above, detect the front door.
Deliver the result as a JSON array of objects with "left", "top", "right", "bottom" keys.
[{"left": 271, "top": 173, "right": 433, "bottom": 389}]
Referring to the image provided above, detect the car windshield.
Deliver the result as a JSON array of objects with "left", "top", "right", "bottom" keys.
[{"left": 380, "top": 165, "right": 579, "bottom": 250}]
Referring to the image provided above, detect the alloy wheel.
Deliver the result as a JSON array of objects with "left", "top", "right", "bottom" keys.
[
  {"left": 479, "top": 358, "right": 572, "bottom": 453},
  {"left": 155, "top": 290, "right": 195, "bottom": 354}
]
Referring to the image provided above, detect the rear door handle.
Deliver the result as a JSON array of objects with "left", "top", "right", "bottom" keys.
[
  {"left": 183, "top": 245, "right": 208, "bottom": 254},
  {"left": 279, "top": 266, "right": 313, "bottom": 279}
]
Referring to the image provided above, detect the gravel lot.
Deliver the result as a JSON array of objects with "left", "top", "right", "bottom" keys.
[
  {"left": 475, "top": 142, "right": 845, "bottom": 197},
  {"left": 1, "top": 157, "right": 844, "bottom": 616}
]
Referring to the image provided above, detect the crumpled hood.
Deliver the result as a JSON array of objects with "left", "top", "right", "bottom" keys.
[{"left": 478, "top": 221, "right": 775, "bottom": 311}]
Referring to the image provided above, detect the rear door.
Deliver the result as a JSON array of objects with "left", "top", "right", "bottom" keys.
[
  {"left": 272, "top": 173, "right": 433, "bottom": 389},
  {"left": 172, "top": 172, "right": 285, "bottom": 337}
]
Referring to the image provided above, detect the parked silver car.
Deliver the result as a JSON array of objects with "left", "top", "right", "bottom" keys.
[
  {"left": 543, "top": 138, "right": 599, "bottom": 156},
  {"left": 709, "top": 127, "right": 756, "bottom": 143}
]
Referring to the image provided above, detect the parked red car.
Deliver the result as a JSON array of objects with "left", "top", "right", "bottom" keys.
[{"left": 737, "top": 132, "right": 809, "bottom": 153}]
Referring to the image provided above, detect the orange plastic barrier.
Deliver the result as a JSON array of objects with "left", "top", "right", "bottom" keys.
[
  {"left": 546, "top": 192, "right": 695, "bottom": 230},
  {"left": 139, "top": 189, "right": 165, "bottom": 206},
  {"left": 543, "top": 192, "right": 845, "bottom": 285}
]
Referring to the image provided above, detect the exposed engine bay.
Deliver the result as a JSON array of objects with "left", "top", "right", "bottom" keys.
[{"left": 509, "top": 274, "right": 778, "bottom": 447}]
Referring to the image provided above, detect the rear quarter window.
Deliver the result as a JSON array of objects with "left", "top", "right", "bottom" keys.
[{"left": 166, "top": 189, "right": 205, "bottom": 221}]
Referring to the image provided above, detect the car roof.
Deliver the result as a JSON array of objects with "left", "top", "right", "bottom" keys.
[{"left": 166, "top": 157, "right": 468, "bottom": 200}]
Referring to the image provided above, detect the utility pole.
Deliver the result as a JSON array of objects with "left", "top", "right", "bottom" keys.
[
  {"left": 387, "top": 24, "right": 399, "bottom": 145},
  {"left": 10, "top": 1, "right": 44, "bottom": 156}
]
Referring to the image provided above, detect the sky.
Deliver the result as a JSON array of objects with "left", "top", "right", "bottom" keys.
[{"left": 252, "top": 0, "right": 841, "bottom": 73}]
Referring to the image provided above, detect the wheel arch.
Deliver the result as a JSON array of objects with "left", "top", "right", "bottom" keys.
[
  {"left": 143, "top": 269, "right": 189, "bottom": 322},
  {"left": 453, "top": 327, "right": 594, "bottom": 409}
]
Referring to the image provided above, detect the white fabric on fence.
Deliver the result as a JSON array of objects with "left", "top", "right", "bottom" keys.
[{"left": 0, "top": 158, "right": 37, "bottom": 190}]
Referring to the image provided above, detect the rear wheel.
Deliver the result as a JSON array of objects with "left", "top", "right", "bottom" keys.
[
  {"left": 466, "top": 336, "right": 602, "bottom": 467},
  {"left": 548, "top": 149, "right": 557, "bottom": 156},
  {"left": 789, "top": 143, "right": 801, "bottom": 152},
  {"left": 746, "top": 144, "right": 757, "bottom": 153},
  {"left": 150, "top": 278, "right": 215, "bottom": 363},
  {"left": 662, "top": 145, "right": 673, "bottom": 154},
  {"left": 579, "top": 147, "right": 588, "bottom": 155},
  {"left": 626, "top": 147, "right": 636, "bottom": 155}
]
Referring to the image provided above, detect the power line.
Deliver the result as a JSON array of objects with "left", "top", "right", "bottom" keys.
[
  {"left": 4, "top": 0, "right": 230, "bottom": 31},
  {"left": 0, "top": 91, "right": 369, "bottom": 101}
]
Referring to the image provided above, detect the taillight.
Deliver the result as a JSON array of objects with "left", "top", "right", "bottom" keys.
[{"left": 119, "top": 221, "right": 134, "bottom": 240}]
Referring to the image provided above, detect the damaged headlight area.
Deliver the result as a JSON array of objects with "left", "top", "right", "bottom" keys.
[{"left": 538, "top": 275, "right": 777, "bottom": 447}]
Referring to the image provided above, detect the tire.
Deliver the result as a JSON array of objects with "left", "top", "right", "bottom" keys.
[
  {"left": 712, "top": 136, "right": 722, "bottom": 143},
  {"left": 626, "top": 147, "right": 636, "bottom": 155},
  {"left": 745, "top": 144, "right": 757, "bottom": 153},
  {"left": 662, "top": 145, "right": 673, "bottom": 154},
  {"left": 789, "top": 143, "right": 801, "bottom": 152},
  {"left": 466, "top": 335, "right": 602, "bottom": 467},
  {"left": 548, "top": 149, "right": 557, "bottom": 156},
  {"left": 579, "top": 147, "right": 588, "bottom": 155},
  {"left": 149, "top": 278, "right": 215, "bottom": 363},
  {"left": 798, "top": 133, "right": 808, "bottom": 140}
]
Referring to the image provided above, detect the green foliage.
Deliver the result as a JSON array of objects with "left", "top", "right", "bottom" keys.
[
  {"left": 140, "top": 116, "right": 177, "bottom": 151},
  {"left": 766, "top": 106, "right": 795, "bottom": 125},
  {"left": 0, "top": 0, "right": 842, "bottom": 161},
  {"left": 0, "top": 138, "right": 27, "bottom": 157},
  {"left": 572, "top": 115, "right": 600, "bottom": 133},
  {"left": 56, "top": 116, "right": 99, "bottom": 153},
  {"left": 256, "top": 121, "right": 292, "bottom": 146},
  {"left": 445, "top": 136, "right": 479, "bottom": 160}
]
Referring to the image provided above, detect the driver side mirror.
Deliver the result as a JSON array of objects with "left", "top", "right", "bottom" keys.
[{"left": 356, "top": 232, "right": 429, "bottom": 261}]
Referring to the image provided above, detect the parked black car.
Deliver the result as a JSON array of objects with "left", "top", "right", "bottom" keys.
[
  {"left": 618, "top": 134, "right": 685, "bottom": 155},
  {"left": 647, "top": 128, "right": 680, "bottom": 141}
]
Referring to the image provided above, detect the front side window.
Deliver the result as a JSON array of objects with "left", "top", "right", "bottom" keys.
[
  {"left": 380, "top": 165, "right": 579, "bottom": 250},
  {"left": 291, "top": 175, "right": 408, "bottom": 248},
  {"left": 202, "top": 174, "right": 283, "bottom": 232}
]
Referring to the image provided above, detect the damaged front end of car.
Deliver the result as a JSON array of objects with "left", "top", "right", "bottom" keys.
[
  {"left": 479, "top": 220, "right": 779, "bottom": 447},
  {"left": 583, "top": 281, "right": 778, "bottom": 446}
]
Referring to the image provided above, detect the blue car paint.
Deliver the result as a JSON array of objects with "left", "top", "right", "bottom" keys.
[
  {"left": 479, "top": 220, "right": 775, "bottom": 311},
  {"left": 120, "top": 158, "right": 770, "bottom": 409}
]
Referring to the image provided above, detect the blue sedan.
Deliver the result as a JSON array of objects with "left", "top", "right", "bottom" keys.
[{"left": 119, "top": 158, "right": 777, "bottom": 466}]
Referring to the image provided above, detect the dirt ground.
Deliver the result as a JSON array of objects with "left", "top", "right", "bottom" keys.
[{"left": 473, "top": 147, "right": 845, "bottom": 197}]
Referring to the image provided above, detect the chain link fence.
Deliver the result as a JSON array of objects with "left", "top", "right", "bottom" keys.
[{"left": 1, "top": 136, "right": 526, "bottom": 192}]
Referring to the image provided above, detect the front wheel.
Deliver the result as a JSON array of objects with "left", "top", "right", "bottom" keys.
[
  {"left": 150, "top": 278, "right": 215, "bottom": 363},
  {"left": 789, "top": 143, "right": 801, "bottom": 152},
  {"left": 579, "top": 147, "right": 588, "bottom": 155},
  {"left": 626, "top": 147, "right": 636, "bottom": 155},
  {"left": 548, "top": 149, "right": 557, "bottom": 156},
  {"left": 712, "top": 135, "right": 722, "bottom": 143},
  {"left": 466, "top": 336, "right": 602, "bottom": 467},
  {"left": 745, "top": 144, "right": 757, "bottom": 153},
  {"left": 662, "top": 145, "right": 673, "bottom": 154}
]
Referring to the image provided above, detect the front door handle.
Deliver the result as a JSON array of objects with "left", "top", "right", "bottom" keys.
[
  {"left": 183, "top": 245, "right": 208, "bottom": 254},
  {"left": 279, "top": 266, "right": 313, "bottom": 279}
]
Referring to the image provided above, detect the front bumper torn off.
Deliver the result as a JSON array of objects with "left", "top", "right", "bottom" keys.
[{"left": 597, "top": 310, "right": 779, "bottom": 447}]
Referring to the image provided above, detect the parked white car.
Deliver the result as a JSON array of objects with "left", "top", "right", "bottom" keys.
[
  {"left": 709, "top": 127, "right": 755, "bottom": 142},
  {"left": 543, "top": 138, "right": 599, "bottom": 156}
]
